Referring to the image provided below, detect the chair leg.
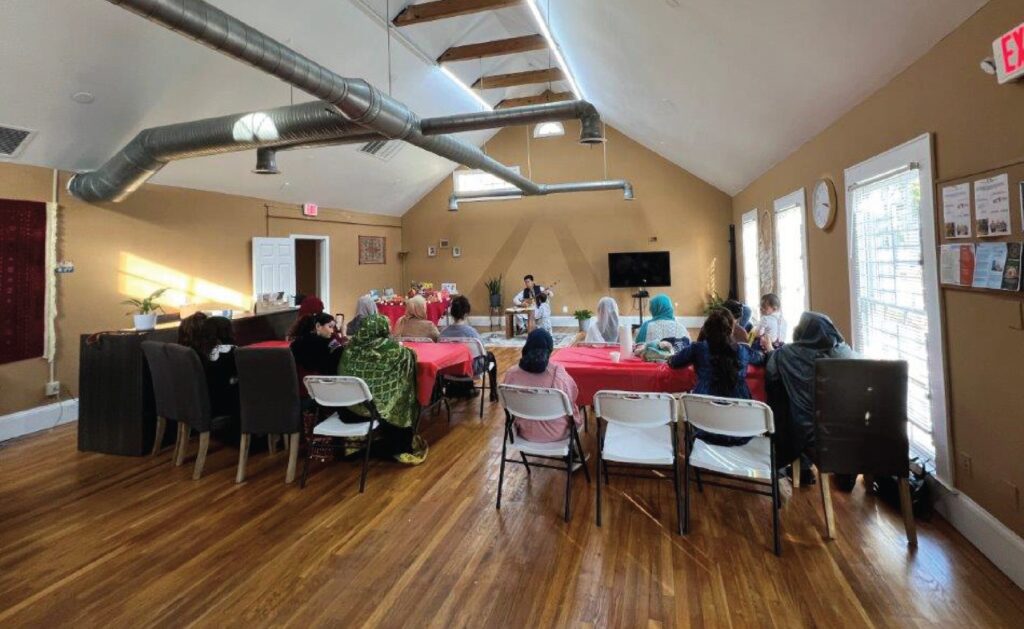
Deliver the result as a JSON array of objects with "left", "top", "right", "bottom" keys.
[
  {"left": 358, "top": 423, "right": 374, "bottom": 493},
  {"left": 192, "top": 431, "right": 210, "bottom": 480},
  {"left": 175, "top": 423, "right": 189, "bottom": 466},
  {"left": 300, "top": 451, "right": 312, "bottom": 489},
  {"left": 520, "top": 452, "right": 531, "bottom": 476},
  {"left": 695, "top": 468, "right": 704, "bottom": 493},
  {"left": 672, "top": 457, "right": 683, "bottom": 536},
  {"left": 235, "top": 433, "right": 251, "bottom": 483},
  {"left": 282, "top": 433, "right": 290, "bottom": 451},
  {"left": 496, "top": 421, "right": 509, "bottom": 510},
  {"left": 268, "top": 434, "right": 277, "bottom": 455},
  {"left": 563, "top": 453, "right": 573, "bottom": 522},
  {"left": 683, "top": 462, "right": 691, "bottom": 534},
  {"left": 596, "top": 422, "right": 603, "bottom": 527},
  {"left": 479, "top": 373, "right": 485, "bottom": 419},
  {"left": 898, "top": 477, "right": 918, "bottom": 547},
  {"left": 792, "top": 457, "right": 801, "bottom": 489},
  {"left": 573, "top": 429, "right": 591, "bottom": 483},
  {"left": 285, "top": 433, "right": 300, "bottom": 484},
  {"left": 820, "top": 472, "right": 836, "bottom": 540},
  {"left": 770, "top": 467, "right": 781, "bottom": 556},
  {"left": 152, "top": 416, "right": 166, "bottom": 456}
]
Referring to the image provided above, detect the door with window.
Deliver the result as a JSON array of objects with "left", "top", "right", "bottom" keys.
[
  {"left": 845, "top": 134, "right": 950, "bottom": 481},
  {"left": 773, "top": 189, "right": 810, "bottom": 340}
]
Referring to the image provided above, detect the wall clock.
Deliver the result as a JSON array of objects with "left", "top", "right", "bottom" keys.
[{"left": 812, "top": 178, "right": 837, "bottom": 230}]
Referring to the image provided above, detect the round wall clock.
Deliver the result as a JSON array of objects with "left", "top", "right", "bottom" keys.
[{"left": 812, "top": 178, "right": 837, "bottom": 230}]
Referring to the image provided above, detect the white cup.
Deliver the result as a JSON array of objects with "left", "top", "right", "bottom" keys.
[{"left": 610, "top": 351, "right": 621, "bottom": 363}]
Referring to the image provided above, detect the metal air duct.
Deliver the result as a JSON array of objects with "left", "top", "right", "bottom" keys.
[{"left": 448, "top": 180, "right": 634, "bottom": 210}]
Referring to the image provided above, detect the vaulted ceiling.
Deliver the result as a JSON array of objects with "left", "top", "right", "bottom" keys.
[{"left": 0, "top": 0, "right": 987, "bottom": 214}]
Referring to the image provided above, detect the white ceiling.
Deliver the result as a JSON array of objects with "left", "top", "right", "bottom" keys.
[{"left": 0, "top": 0, "right": 987, "bottom": 214}]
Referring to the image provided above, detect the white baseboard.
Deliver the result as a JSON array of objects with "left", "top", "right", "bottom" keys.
[
  {"left": 934, "top": 486, "right": 1024, "bottom": 590},
  {"left": 464, "top": 315, "right": 706, "bottom": 329},
  {"left": 0, "top": 399, "right": 78, "bottom": 443}
]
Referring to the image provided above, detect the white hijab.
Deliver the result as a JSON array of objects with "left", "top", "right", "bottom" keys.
[{"left": 585, "top": 297, "right": 620, "bottom": 343}]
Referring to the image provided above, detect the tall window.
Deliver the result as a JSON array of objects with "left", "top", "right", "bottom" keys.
[
  {"left": 741, "top": 209, "right": 760, "bottom": 312},
  {"left": 773, "top": 189, "right": 809, "bottom": 340}
]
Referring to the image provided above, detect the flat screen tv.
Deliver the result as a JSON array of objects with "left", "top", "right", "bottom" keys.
[{"left": 608, "top": 251, "right": 671, "bottom": 288}]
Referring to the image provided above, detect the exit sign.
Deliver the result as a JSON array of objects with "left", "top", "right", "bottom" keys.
[
  {"left": 302, "top": 202, "right": 318, "bottom": 217},
  {"left": 993, "top": 21, "right": 1024, "bottom": 84}
]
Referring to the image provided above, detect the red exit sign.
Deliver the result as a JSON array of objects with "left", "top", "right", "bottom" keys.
[
  {"left": 993, "top": 21, "right": 1024, "bottom": 84},
  {"left": 302, "top": 202, "right": 318, "bottom": 217}
]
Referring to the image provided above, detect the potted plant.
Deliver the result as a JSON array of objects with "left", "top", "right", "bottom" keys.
[
  {"left": 572, "top": 309, "right": 594, "bottom": 332},
  {"left": 702, "top": 291, "right": 726, "bottom": 315},
  {"left": 123, "top": 288, "right": 167, "bottom": 331},
  {"left": 485, "top": 275, "right": 502, "bottom": 308}
]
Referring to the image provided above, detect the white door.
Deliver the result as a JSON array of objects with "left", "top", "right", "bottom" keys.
[
  {"left": 252, "top": 237, "right": 295, "bottom": 302},
  {"left": 844, "top": 133, "right": 950, "bottom": 482}
]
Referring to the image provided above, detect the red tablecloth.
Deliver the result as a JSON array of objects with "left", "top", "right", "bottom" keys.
[
  {"left": 247, "top": 339, "right": 472, "bottom": 406},
  {"left": 377, "top": 299, "right": 450, "bottom": 330},
  {"left": 550, "top": 346, "right": 766, "bottom": 405}
]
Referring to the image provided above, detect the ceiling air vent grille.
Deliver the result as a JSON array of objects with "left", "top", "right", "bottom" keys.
[
  {"left": 0, "top": 125, "right": 35, "bottom": 158},
  {"left": 358, "top": 139, "right": 403, "bottom": 162}
]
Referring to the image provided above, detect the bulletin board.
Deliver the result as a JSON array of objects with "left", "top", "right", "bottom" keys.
[{"left": 934, "top": 159, "right": 1024, "bottom": 298}]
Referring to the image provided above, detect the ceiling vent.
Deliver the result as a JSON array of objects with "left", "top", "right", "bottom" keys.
[
  {"left": 358, "top": 139, "right": 403, "bottom": 162},
  {"left": 0, "top": 124, "right": 35, "bottom": 159}
]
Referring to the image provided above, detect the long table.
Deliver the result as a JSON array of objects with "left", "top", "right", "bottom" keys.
[
  {"left": 376, "top": 298, "right": 450, "bottom": 330},
  {"left": 550, "top": 346, "right": 767, "bottom": 405}
]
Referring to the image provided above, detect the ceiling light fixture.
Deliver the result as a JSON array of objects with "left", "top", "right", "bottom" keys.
[
  {"left": 439, "top": 65, "right": 493, "bottom": 111},
  {"left": 525, "top": 0, "right": 583, "bottom": 100},
  {"left": 71, "top": 91, "right": 95, "bottom": 104}
]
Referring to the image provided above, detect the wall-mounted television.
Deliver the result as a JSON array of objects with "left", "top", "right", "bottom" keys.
[{"left": 608, "top": 251, "right": 671, "bottom": 288}]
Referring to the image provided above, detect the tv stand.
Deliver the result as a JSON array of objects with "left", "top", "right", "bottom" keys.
[{"left": 632, "top": 289, "right": 650, "bottom": 325}]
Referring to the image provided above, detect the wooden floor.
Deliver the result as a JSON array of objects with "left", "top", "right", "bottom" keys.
[{"left": 1, "top": 346, "right": 1023, "bottom": 627}]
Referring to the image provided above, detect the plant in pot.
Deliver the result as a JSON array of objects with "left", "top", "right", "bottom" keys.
[
  {"left": 485, "top": 275, "right": 502, "bottom": 308},
  {"left": 702, "top": 291, "right": 726, "bottom": 315},
  {"left": 572, "top": 309, "right": 593, "bottom": 332},
  {"left": 123, "top": 288, "right": 167, "bottom": 331}
]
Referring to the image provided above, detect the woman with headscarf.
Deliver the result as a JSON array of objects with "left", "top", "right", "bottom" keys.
[
  {"left": 287, "top": 295, "right": 327, "bottom": 341},
  {"left": 346, "top": 295, "right": 378, "bottom": 337},
  {"left": 767, "top": 311, "right": 855, "bottom": 481},
  {"left": 634, "top": 294, "right": 690, "bottom": 346},
  {"left": 338, "top": 314, "right": 425, "bottom": 463},
  {"left": 583, "top": 297, "right": 620, "bottom": 344},
  {"left": 502, "top": 329, "right": 581, "bottom": 442},
  {"left": 393, "top": 295, "right": 440, "bottom": 341}
]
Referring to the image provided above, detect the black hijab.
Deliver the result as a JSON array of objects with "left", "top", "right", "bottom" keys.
[{"left": 519, "top": 328, "right": 554, "bottom": 373}]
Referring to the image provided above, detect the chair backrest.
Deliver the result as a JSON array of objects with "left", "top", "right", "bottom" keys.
[
  {"left": 164, "top": 343, "right": 213, "bottom": 430},
  {"left": 397, "top": 336, "right": 436, "bottom": 343},
  {"left": 814, "top": 358, "right": 909, "bottom": 476},
  {"left": 438, "top": 336, "right": 486, "bottom": 360},
  {"left": 594, "top": 391, "right": 677, "bottom": 428},
  {"left": 304, "top": 375, "right": 374, "bottom": 408},
  {"left": 498, "top": 384, "right": 573, "bottom": 422},
  {"left": 234, "top": 347, "right": 302, "bottom": 434},
  {"left": 680, "top": 394, "right": 774, "bottom": 437},
  {"left": 141, "top": 341, "right": 177, "bottom": 420}
]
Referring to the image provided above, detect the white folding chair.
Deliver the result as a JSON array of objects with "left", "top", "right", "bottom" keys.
[
  {"left": 593, "top": 391, "right": 682, "bottom": 534},
  {"left": 497, "top": 384, "right": 591, "bottom": 522},
  {"left": 679, "top": 394, "right": 781, "bottom": 555},
  {"left": 302, "top": 376, "right": 380, "bottom": 492},
  {"left": 439, "top": 336, "right": 494, "bottom": 418}
]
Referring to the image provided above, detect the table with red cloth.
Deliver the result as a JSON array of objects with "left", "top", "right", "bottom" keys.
[
  {"left": 376, "top": 298, "right": 450, "bottom": 330},
  {"left": 550, "top": 346, "right": 766, "bottom": 405},
  {"left": 246, "top": 339, "right": 471, "bottom": 406}
]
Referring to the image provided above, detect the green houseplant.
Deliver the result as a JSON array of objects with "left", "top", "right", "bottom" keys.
[
  {"left": 573, "top": 308, "right": 593, "bottom": 332},
  {"left": 702, "top": 291, "right": 726, "bottom": 315},
  {"left": 485, "top": 275, "right": 502, "bottom": 308},
  {"left": 123, "top": 288, "right": 167, "bottom": 331}
]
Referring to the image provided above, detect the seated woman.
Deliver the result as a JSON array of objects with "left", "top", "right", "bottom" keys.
[
  {"left": 290, "top": 313, "right": 344, "bottom": 375},
  {"left": 346, "top": 295, "right": 378, "bottom": 337},
  {"left": 177, "top": 311, "right": 208, "bottom": 349},
  {"left": 439, "top": 295, "right": 499, "bottom": 401},
  {"left": 582, "top": 297, "right": 620, "bottom": 344},
  {"left": 635, "top": 294, "right": 689, "bottom": 346},
  {"left": 198, "top": 316, "right": 240, "bottom": 419},
  {"left": 723, "top": 299, "right": 753, "bottom": 344},
  {"left": 338, "top": 314, "right": 425, "bottom": 463},
  {"left": 393, "top": 295, "right": 439, "bottom": 341},
  {"left": 666, "top": 308, "right": 770, "bottom": 445},
  {"left": 287, "top": 295, "right": 327, "bottom": 340},
  {"left": 502, "top": 329, "right": 582, "bottom": 443},
  {"left": 767, "top": 311, "right": 854, "bottom": 484}
]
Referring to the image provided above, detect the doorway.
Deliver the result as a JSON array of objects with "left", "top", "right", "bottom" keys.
[{"left": 291, "top": 234, "right": 331, "bottom": 311}]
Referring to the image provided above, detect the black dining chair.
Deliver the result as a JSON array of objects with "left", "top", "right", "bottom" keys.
[
  {"left": 233, "top": 347, "right": 303, "bottom": 484},
  {"left": 141, "top": 341, "right": 177, "bottom": 458},
  {"left": 164, "top": 343, "right": 232, "bottom": 480}
]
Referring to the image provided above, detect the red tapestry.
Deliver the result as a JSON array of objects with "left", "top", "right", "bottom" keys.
[{"left": 0, "top": 199, "right": 46, "bottom": 365}]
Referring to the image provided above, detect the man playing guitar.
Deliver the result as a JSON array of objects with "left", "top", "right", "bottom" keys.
[{"left": 512, "top": 275, "right": 555, "bottom": 333}]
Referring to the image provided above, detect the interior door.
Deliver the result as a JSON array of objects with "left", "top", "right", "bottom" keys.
[{"left": 251, "top": 237, "right": 295, "bottom": 302}]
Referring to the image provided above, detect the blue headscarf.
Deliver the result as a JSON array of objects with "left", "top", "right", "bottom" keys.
[
  {"left": 519, "top": 328, "right": 554, "bottom": 373},
  {"left": 740, "top": 304, "right": 753, "bottom": 332},
  {"left": 635, "top": 294, "right": 674, "bottom": 343}
]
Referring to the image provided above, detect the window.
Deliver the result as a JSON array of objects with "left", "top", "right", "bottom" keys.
[
  {"left": 772, "top": 189, "right": 809, "bottom": 341},
  {"left": 533, "top": 121, "right": 565, "bottom": 138},
  {"left": 845, "top": 134, "right": 947, "bottom": 478},
  {"left": 452, "top": 166, "right": 522, "bottom": 201},
  {"left": 740, "top": 209, "right": 760, "bottom": 312}
]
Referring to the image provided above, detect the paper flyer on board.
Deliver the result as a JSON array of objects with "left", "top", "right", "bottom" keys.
[
  {"left": 972, "top": 242, "right": 1009, "bottom": 289},
  {"left": 940, "top": 244, "right": 975, "bottom": 286},
  {"left": 1001, "top": 242, "right": 1023, "bottom": 291},
  {"left": 941, "top": 183, "right": 971, "bottom": 238},
  {"left": 974, "top": 174, "right": 1010, "bottom": 237}
]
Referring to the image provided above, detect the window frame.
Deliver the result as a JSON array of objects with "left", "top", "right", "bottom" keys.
[
  {"left": 452, "top": 166, "right": 523, "bottom": 202},
  {"left": 740, "top": 208, "right": 760, "bottom": 310},
  {"left": 772, "top": 188, "right": 811, "bottom": 332}
]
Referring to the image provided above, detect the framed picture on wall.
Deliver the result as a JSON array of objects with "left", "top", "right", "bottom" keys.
[
  {"left": 452, "top": 246, "right": 462, "bottom": 258},
  {"left": 358, "top": 235, "right": 386, "bottom": 264},
  {"left": 427, "top": 246, "right": 437, "bottom": 257},
  {"left": 439, "top": 238, "right": 450, "bottom": 249}
]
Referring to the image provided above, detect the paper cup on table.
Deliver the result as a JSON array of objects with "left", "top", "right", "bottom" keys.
[{"left": 610, "top": 351, "right": 621, "bottom": 363}]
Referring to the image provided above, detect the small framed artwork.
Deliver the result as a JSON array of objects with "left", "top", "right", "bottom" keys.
[
  {"left": 452, "top": 246, "right": 462, "bottom": 258},
  {"left": 358, "top": 235, "right": 386, "bottom": 265},
  {"left": 427, "top": 246, "right": 437, "bottom": 257},
  {"left": 439, "top": 238, "right": 450, "bottom": 249}
]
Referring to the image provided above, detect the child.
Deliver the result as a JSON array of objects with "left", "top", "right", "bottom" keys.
[
  {"left": 754, "top": 293, "right": 787, "bottom": 346},
  {"left": 533, "top": 292, "right": 552, "bottom": 333}
]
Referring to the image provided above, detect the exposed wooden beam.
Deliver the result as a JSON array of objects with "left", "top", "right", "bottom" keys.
[
  {"left": 473, "top": 67, "right": 564, "bottom": 89},
  {"left": 438, "top": 34, "right": 546, "bottom": 63},
  {"left": 496, "top": 89, "right": 573, "bottom": 109},
  {"left": 393, "top": 0, "right": 523, "bottom": 27}
]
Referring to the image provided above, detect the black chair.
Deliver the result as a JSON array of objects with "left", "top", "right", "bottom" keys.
[
  {"left": 141, "top": 341, "right": 177, "bottom": 458},
  {"left": 164, "top": 344, "right": 231, "bottom": 480},
  {"left": 814, "top": 358, "right": 917, "bottom": 546},
  {"left": 233, "top": 347, "right": 302, "bottom": 484}
]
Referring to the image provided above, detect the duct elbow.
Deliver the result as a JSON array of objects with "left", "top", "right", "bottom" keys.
[
  {"left": 623, "top": 182, "right": 634, "bottom": 200},
  {"left": 253, "top": 148, "right": 280, "bottom": 175},
  {"left": 576, "top": 101, "right": 605, "bottom": 144},
  {"left": 448, "top": 195, "right": 459, "bottom": 211}
]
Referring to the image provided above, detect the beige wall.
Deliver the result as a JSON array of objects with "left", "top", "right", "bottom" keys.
[
  {"left": 732, "top": 0, "right": 1024, "bottom": 535},
  {"left": 0, "top": 163, "right": 400, "bottom": 416},
  {"left": 403, "top": 121, "right": 733, "bottom": 319}
]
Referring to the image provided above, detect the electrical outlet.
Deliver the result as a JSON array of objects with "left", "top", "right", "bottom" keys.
[
  {"left": 45, "top": 381, "right": 60, "bottom": 397},
  {"left": 960, "top": 453, "right": 973, "bottom": 479}
]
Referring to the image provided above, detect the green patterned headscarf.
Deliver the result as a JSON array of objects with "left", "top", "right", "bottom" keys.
[{"left": 338, "top": 314, "right": 418, "bottom": 432}]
